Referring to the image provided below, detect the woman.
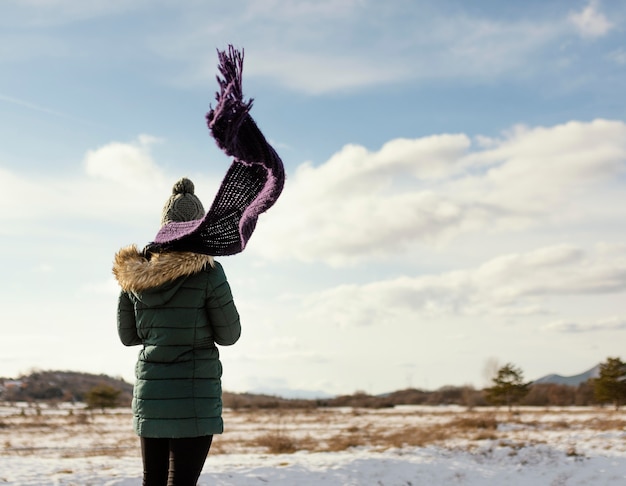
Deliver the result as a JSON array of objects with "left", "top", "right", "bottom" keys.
[
  {"left": 114, "top": 177, "right": 241, "bottom": 485},
  {"left": 113, "top": 45, "right": 284, "bottom": 485}
]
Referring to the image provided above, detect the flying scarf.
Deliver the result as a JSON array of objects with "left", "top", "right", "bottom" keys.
[{"left": 147, "top": 45, "right": 285, "bottom": 256}]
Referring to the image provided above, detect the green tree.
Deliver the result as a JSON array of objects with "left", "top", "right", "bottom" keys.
[
  {"left": 85, "top": 384, "right": 122, "bottom": 413},
  {"left": 485, "top": 363, "right": 530, "bottom": 411},
  {"left": 594, "top": 357, "right": 626, "bottom": 410}
]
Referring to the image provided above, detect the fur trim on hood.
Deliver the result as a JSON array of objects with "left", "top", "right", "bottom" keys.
[{"left": 113, "top": 245, "right": 215, "bottom": 293}]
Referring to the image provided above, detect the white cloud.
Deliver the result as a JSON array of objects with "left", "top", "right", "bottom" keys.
[
  {"left": 148, "top": 1, "right": 572, "bottom": 95},
  {"left": 432, "top": 18, "right": 560, "bottom": 80},
  {"left": 568, "top": 0, "right": 613, "bottom": 38},
  {"left": 0, "top": 135, "right": 216, "bottom": 229},
  {"left": 83, "top": 134, "right": 165, "bottom": 188},
  {"left": 243, "top": 0, "right": 361, "bottom": 21},
  {"left": 33, "top": 263, "right": 53, "bottom": 273},
  {"left": 0, "top": 166, "right": 48, "bottom": 222},
  {"left": 253, "top": 119, "right": 626, "bottom": 266},
  {"left": 545, "top": 317, "right": 626, "bottom": 333},
  {"left": 4, "top": 0, "right": 155, "bottom": 25},
  {"left": 607, "top": 48, "right": 626, "bottom": 65},
  {"left": 3, "top": 1, "right": 614, "bottom": 94},
  {"left": 461, "top": 120, "right": 626, "bottom": 214},
  {"left": 245, "top": 50, "right": 410, "bottom": 95},
  {"left": 5, "top": 119, "right": 624, "bottom": 264},
  {"left": 298, "top": 244, "right": 626, "bottom": 328}
]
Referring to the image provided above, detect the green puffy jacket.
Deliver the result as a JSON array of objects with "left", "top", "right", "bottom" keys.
[{"left": 113, "top": 245, "right": 240, "bottom": 438}]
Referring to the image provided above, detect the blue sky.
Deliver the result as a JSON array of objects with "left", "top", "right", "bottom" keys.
[{"left": 1, "top": 0, "right": 626, "bottom": 396}]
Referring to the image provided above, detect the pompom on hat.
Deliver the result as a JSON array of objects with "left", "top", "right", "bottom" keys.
[{"left": 161, "top": 177, "right": 205, "bottom": 226}]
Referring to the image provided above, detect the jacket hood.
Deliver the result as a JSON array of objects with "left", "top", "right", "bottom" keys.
[{"left": 113, "top": 245, "right": 215, "bottom": 293}]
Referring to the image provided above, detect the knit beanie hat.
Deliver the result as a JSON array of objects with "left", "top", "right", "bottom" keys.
[{"left": 160, "top": 177, "right": 205, "bottom": 226}]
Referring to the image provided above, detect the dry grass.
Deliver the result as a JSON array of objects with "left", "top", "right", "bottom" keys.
[
  {"left": 582, "top": 417, "right": 626, "bottom": 431},
  {"left": 2, "top": 403, "right": 626, "bottom": 458}
]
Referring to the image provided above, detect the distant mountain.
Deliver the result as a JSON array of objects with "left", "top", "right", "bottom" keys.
[{"left": 533, "top": 364, "right": 600, "bottom": 386}]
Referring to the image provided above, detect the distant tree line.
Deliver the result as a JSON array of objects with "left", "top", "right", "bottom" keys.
[
  {"left": 3, "top": 358, "right": 625, "bottom": 410},
  {"left": 221, "top": 380, "right": 597, "bottom": 410},
  {"left": 482, "top": 357, "right": 626, "bottom": 411},
  {"left": 224, "top": 356, "right": 623, "bottom": 410}
]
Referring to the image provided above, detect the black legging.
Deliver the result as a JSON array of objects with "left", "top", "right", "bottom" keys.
[{"left": 140, "top": 435, "right": 213, "bottom": 486}]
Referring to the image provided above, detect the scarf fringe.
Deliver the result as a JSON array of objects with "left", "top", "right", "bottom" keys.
[{"left": 206, "top": 46, "right": 254, "bottom": 157}]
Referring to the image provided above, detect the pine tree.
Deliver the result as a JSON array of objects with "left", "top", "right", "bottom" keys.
[
  {"left": 594, "top": 357, "right": 626, "bottom": 410},
  {"left": 485, "top": 363, "right": 530, "bottom": 411},
  {"left": 85, "top": 384, "right": 122, "bottom": 413}
]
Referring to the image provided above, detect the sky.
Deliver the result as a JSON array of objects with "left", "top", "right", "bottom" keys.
[{"left": 1, "top": 0, "right": 626, "bottom": 397}]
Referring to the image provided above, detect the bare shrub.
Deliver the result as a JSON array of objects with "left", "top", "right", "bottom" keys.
[
  {"left": 324, "top": 432, "right": 364, "bottom": 452},
  {"left": 254, "top": 431, "right": 298, "bottom": 454},
  {"left": 583, "top": 417, "right": 626, "bottom": 431},
  {"left": 473, "top": 431, "right": 499, "bottom": 441},
  {"left": 448, "top": 415, "right": 498, "bottom": 430},
  {"left": 382, "top": 425, "right": 452, "bottom": 448},
  {"left": 548, "top": 420, "right": 571, "bottom": 430},
  {"left": 71, "top": 412, "right": 91, "bottom": 425}
]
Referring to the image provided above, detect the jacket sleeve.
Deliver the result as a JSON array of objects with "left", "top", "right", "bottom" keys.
[
  {"left": 117, "top": 291, "right": 142, "bottom": 346},
  {"left": 206, "top": 264, "right": 241, "bottom": 346}
]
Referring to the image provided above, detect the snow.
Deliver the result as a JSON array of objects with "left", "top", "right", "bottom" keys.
[{"left": 2, "top": 404, "right": 626, "bottom": 485}]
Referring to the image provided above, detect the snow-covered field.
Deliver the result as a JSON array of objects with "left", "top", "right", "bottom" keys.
[{"left": 1, "top": 402, "right": 626, "bottom": 485}]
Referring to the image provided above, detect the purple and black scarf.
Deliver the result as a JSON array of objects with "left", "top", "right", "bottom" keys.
[{"left": 148, "top": 45, "right": 285, "bottom": 256}]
